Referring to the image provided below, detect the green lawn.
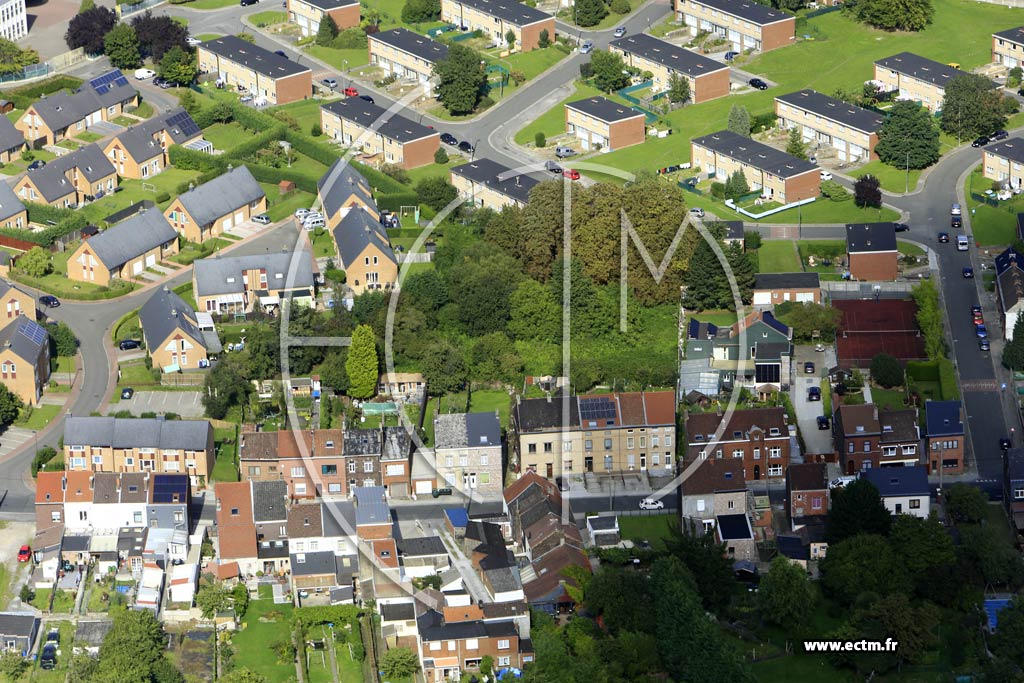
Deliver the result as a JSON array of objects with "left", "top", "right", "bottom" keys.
[
  {"left": 51, "top": 355, "right": 75, "bottom": 375},
  {"left": 468, "top": 388, "right": 511, "bottom": 428},
  {"left": 277, "top": 98, "right": 336, "bottom": 133},
  {"left": 31, "top": 588, "right": 75, "bottom": 613},
  {"left": 263, "top": 186, "right": 315, "bottom": 222},
  {"left": 249, "top": 10, "right": 287, "bottom": 26},
  {"left": 850, "top": 160, "right": 922, "bottom": 194},
  {"left": 870, "top": 387, "right": 907, "bottom": 411},
  {"left": 495, "top": 46, "right": 567, "bottom": 81},
  {"left": 618, "top": 514, "right": 679, "bottom": 551},
  {"left": 312, "top": 228, "right": 335, "bottom": 258},
  {"left": 756, "top": 241, "right": 801, "bottom": 273},
  {"left": 132, "top": 100, "right": 154, "bottom": 119},
  {"left": 169, "top": 238, "right": 233, "bottom": 266},
  {"left": 305, "top": 45, "right": 370, "bottom": 71},
  {"left": 31, "top": 620, "right": 75, "bottom": 683},
  {"left": 897, "top": 240, "right": 925, "bottom": 257},
  {"left": 966, "top": 166, "right": 1019, "bottom": 246},
  {"left": 73, "top": 130, "right": 104, "bottom": 143},
  {"left": 687, "top": 309, "right": 738, "bottom": 326},
  {"left": 11, "top": 248, "right": 136, "bottom": 300},
  {"left": 195, "top": 33, "right": 222, "bottom": 41},
  {"left": 537, "top": 0, "right": 1022, "bottom": 178},
  {"left": 230, "top": 599, "right": 296, "bottom": 680},
  {"left": 118, "top": 361, "right": 158, "bottom": 388},
  {"left": 203, "top": 122, "right": 253, "bottom": 152},
  {"left": 183, "top": 0, "right": 238, "bottom": 9},
  {"left": 212, "top": 437, "right": 239, "bottom": 482},
  {"left": 406, "top": 161, "right": 454, "bottom": 186},
  {"left": 16, "top": 404, "right": 62, "bottom": 430},
  {"left": 515, "top": 81, "right": 626, "bottom": 145},
  {"left": 679, "top": 188, "right": 900, "bottom": 224},
  {"left": 80, "top": 168, "right": 202, "bottom": 223}
]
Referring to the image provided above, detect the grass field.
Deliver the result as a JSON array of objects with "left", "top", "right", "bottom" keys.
[
  {"left": 16, "top": 404, "right": 62, "bottom": 431},
  {"left": 966, "top": 166, "right": 1019, "bottom": 246},
  {"left": 618, "top": 514, "right": 679, "bottom": 550},
  {"left": 756, "top": 241, "right": 801, "bottom": 273},
  {"left": 687, "top": 309, "right": 739, "bottom": 326},
  {"left": 305, "top": 45, "right": 370, "bottom": 71},
  {"left": 79, "top": 168, "right": 202, "bottom": 223},
  {"left": 194, "top": 33, "right": 222, "bottom": 41},
  {"left": 514, "top": 81, "right": 628, "bottom": 145},
  {"left": 312, "top": 229, "right": 334, "bottom": 257},
  {"left": 277, "top": 98, "right": 337, "bottom": 133},
  {"left": 203, "top": 122, "right": 253, "bottom": 152},
  {"left": 674, "top": 185, "right": 900, "bottom": 224},
  {"left": 231, "top": 599, "right": 297, "bottom": 680},
  {"left": 249, "top": 10, "right": 287, "bottom": 26},
  {"left": 468, "top": 388, "right": 511, "bottom": 428},
  {"left": 530, "top": 0, "right": 1022, "bottom": 178},
  {"left": 850, "top": 160, "right": 922, "bottom": 194}
]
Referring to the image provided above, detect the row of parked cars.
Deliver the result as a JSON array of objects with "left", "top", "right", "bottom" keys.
[{"left": 970, "top": 129, "right": 1010, "bottom": 148}]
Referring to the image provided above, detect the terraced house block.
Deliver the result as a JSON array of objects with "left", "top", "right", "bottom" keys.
[
  {"left": 675, "top": 0, "right": 795, "bottom": 53},
  {"left": 286, "top": 0, "right": 359, "bottom": 37},
  {"left": 564, "top": 97, "right": 646, "bottom": 152},
  {"left": 321, "top": 97, "right": 440, "bottom": 169},
  {"left": 690, "top": 129, "right": 820, "bottom": 203},
  {"left": 450, "top": 158, "right": 538, "bottom": 211},
  {"left": 610, "top": 34, "right": 730, "bottom": 103},
  {"left": 983, "top": 136, "right": 1024, "bottom": 190},
  {"left": 440, "top": 0, "right": 555, "bottom": 52},
  {"left": 993, "top": 26, "right": 1024, "bottom": 69},
  {"left": 872, "top": 52, "right": 976, "bottom": 114},
  {"left": 775, "top": 89, "right": 884, "bottom": 163},
  {"left": 368, "top": 28, "right": 449, "bottom": 85},
  {"left": 197, "top": 36, "right": 312, "bottom": 105}
]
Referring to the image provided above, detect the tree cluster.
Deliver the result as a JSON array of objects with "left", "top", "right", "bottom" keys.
[
  {"left": 574, "top": 0, "right": 608, "bottom": 27},
  {"left": 401, "top": 0, "right": 440, "bottom": 23},
  {"left": 940, "top": 73, "right": 1008, "bottom": 141},
  {"left": 773, "top": 301, "right": 842, "bottom": 341},
  {"left": 92, "top": 609, "right": 182, "bottom": 683},
  {"left": 911, "top": 279, "right": 946, "bottom": 360},
  {"left": 875, "top": 100, "right": 940, "bottom": 170},
  {"left": 727, "top": 105, "right": 750, "bottom": 137},
  {"left": 869, "top": 352, "right": 904, "bottom": 387},
  {"left": 65, "top": 6, "right": 117, "bottom": 55},
  {"left": 844, "top": 0, "right": 933, "bottom": 31},
  {"left": 131, "top": 11, "right": 189, "bottom": 61},
  {"left": 590, "top": 50, "right": 630, "bottom": 92},
  {"left": 433, "top": 43, "right": 488, "bottom": 115},
  {"left": 0, "top": 39, "right": 39, "bottom": 76},
  {"left": 682, "top": 237, "right": 754, "bottom": 311}
]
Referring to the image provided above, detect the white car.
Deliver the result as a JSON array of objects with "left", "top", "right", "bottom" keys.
[
  {"left": 689, "top": 207, "right": 705, "bottom": 218},
  {"left": 134, "top": 68, "right": 156, "bottom": 80},
  {"left": 829, "top": 476, "right": 858, "bottom": 490},
  {"left": 638, "top": 498, "right": 664, "bottom": 510},
  {"left": 951, "top": 203, "right": 962, "bottom": 216},
  {"left": 186, "top": 37, "right": 202, "bottom": 47},
  {"left": 820, "top": 170, "right": 833, "bottom": 181},
  {"left": 295, "top": 208, "right": 311, "bottom": 221}
]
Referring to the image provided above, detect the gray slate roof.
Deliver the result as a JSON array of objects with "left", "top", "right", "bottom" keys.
[
  {"left": 0, "top": 318, "right": 48, "bottom": 363},
  {"left": 846, "top": 222, "right": 898, "bottom": 253},
  {"left": 200, "top": 35, "right": 311, "bottom": 79},
  {"left": 445, "top": 0, "right": 552, "bottom": 26},
  {"left": 0, "top": 116, "right": 23, "bottom": 153},
  {"left": 451, "top": 158, "right": 539, "bottom": 204},
  {"left": 26, "top": 143, "right": 116, "bottom": 203},
  {"left": 753, "top": 272, "right": 821, "bottom": 290},
  {"left": 776, "top": 90, "right": 884, "bottom": 134},
  {"left": 987, "top": 137, "right": 1024, "bottom": 165},
  {"left": 690, "top": 0, "right": 792, "bottom": 25},
  {"left": 995, "top": 26, "right": 1024, "bottom": 45},
  {"left": 381, "top": 426, "right": 410, "bottom": 461},
  {"left": 74, "top": 620, "right": 112, "bottom": 647},
  {"left": 193, "top": 250, "right": 314, "bottom": 297},
  {"left": 318, "top": 159, "right": 376, "bottom": 219},
  {"left": 353, "top": 486, "right": 390, "bottom": 526},
  {"left": 251, "top": 480, "right": 288, "bottom": 522},
  {"left": 321, "top": 97, "right": 439, "bottom": 144},
  {"left": 875, "top": 52, "right": 968, "bottom": 88},
  {"left": 691, "top": 130, "right": 817, "bottom": 178},
  {"left": 610, "top": 33, "right": 728, "bottom": 77},
  {"left": 0, "top": 180, "right": 26, "bottom": 224},
  {"left": 333, "top": 206, "right": 395, "bottom": 268},
  {"left": 344, "top": 427, "right": 381, "bottom": 456},
  {"left": 436, "top": 412, "right": 500, "bottom": 449},
  {"left": 565, "top": 96, "right": 644, "bottom": 123},
  {"left": 83, "top": 210, "right": 177, "bottom": 270},
  {"left": 862, "top": 465, "right": 930, "bottom": 496},
  {"left": 138, "top": 286, "right": 205, "bottom": 352},
  {"left": 370, "top": 28, "right": 448, "bottom": 64},
  {"left": 290, "top": 550, "right": 339, "bottom": 577},
  {"left": 63, "top": 416, "right": 211, "bottom": 450},
  {"left": 175, "top": 166, "right": 265, "bottom": 227},
  {"left": 31, "top": 70, "right": 138, "bottom": 132},
  {"left": 0, "top": 613, "right": 38, "bottom": 638}
]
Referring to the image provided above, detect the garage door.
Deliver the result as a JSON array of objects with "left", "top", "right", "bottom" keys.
[
  {"left": 145, "top": 254, "right": 156, "bottom": 268},
  {"left": 796, "top": 292, "right": 815, "bottom": 303},
  {"left": 221, "top": 217, "right": 232, "bottom": 231},
  {"left": 414, "top": 480, "right": 433, "bottom": 495},
  {"left": 753, "top": 292, "right": 771, "bottom": 306},
  {"left": 234, "top": 211, "right": 244, "bottom": 225},
  {"left": 133, "top": 261, "right": 143, "bottom": 275}
]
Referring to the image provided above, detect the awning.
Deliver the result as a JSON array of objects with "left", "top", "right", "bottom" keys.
[
  {"left": 216, "top": 293, "right": 245, "bottom": 305},
  {"left": 195, "top": 312, "right": 215, "bottom": 331},
  {"left": 162, "top": 363, "right": 181, "bottom": 374},
  {"left": 258, "top": 294, "right": 280, "bottom": 306}
]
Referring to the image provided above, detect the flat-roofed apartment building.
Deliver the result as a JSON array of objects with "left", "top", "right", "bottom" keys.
[
  {"left": 198, "top": 35, "right": 312, "bottom": 105},
  {"left": 873, "top": 52, "right": 966, "bottom": 113},
  {"left": 564, "top": 97, "right": 645, "bottom": 152},
  {"left": 993, "top": 26, "right": 1024, "bottom": 69},
  {"left": 441, "top": 0, "right": 555, "bottom": 52},
  {"left": 610, "top": 33, "right": 729, "bottom": 103},
  {"left": 321, "top": 97, "right": 440, "bottom": 169},
  {"left": 368, "top": 28, "right": 449, "bottom": 84},
  {"left": 286, "top": 0, "right": 358, "bottom": 37},
  {"left": 691, "top": 129, "right": 820, "bottom": 203},
  {"left": 450, "top": 158, "right": 538, "bottom": 211},
  {"left": 775, "top": 89, "right": 884, "bottom": 162},
  {"left": 984, "top": 136, "right": 1024, "bottom": 190},
  {"left": 676, "top": 0, "right": 795, "bottom": 53}
]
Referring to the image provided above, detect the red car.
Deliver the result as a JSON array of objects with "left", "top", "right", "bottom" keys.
[
  {"left": 562, "top": 169, "right": 581, "bottom": 180},
  {"left": 17, "top": 545, "right": 30, "bottom": 563},
  {"left": 343, "top": 86, "right": 358, "bottom": 97}
]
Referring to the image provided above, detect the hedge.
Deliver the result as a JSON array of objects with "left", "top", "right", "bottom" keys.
[
  {"left": 246, "top": 164, "right": 318, "bottom": 194},
  {"left": 226, "top": 124, "right": 287, "bottom": 163},
  {"left": 168, "top": 144, "right": 226, "bottom": 172},
  {"left": 0, "top": 76, "right": 82, "bottom": 110},
  {"left": 905, "top": 360, "right": 939, "bottom": 383},
  {"left": 0, "top": 227, "right": 47, "bottom": 246},
  {"left": 937, "top": 358, "right": 959, "bottom": 400},
  {"left": 377, "top": 192, "right": 421, "bottom": 211},
  {"left": 26, "top": 202, "right": 76, "bottom": 226}
]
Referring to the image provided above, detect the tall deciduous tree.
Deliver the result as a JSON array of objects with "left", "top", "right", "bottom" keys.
[
  {"left": 509, "top": 278, "right": 561, "bottom": 343},
  {"left": 912, "top": 278, "right": 947, "bottom": 360},
  {"left": 400, "top": 0, "right": 440, "bottom": 23},
  {"left": 345, "top": 324, "right": 378, "bottom": 399},
  {"left": 380, "top": 648, "right": 420, "bottom": 678},
  {"left": 944, "top": 482, "right": 988, "bottom": 524},
  {"left": 888, "top": 514, "right": 955, "bottom": 598},
  {"left": 420, "top": 341, "right": 467, "bottom": 395},
  {"left": 590, "top": 50, "right": 629, "bottom": 92},
  {"left": 853, "top": 174, "right": 882, "bottom": 208},
  {"left": 757, "top": 556, "right": 815, "bottom": 628},
  {"left": 574, "top": 0, "right": 608, "bottom": 26},
  {"left": 0, "top": 39, "right": 39, "bottom": 75},
  {"left": 1004, "top": 315, "right": 1024, "bottom": 370},
  {"left": 158, "top": 46, "right": 197, "bottom": 86},
  {"left": 667, "top": 72, "right": 690, "bottom": 104},
  {"left": 415, "top": 177, "right": 458, "bottom": 211},
  {"left": 433, "top": 43, "right": 487, "bottom": 115},
  {"left": 50, "top": 322, "right": 78, "bottom": 357},
  {"left": 827, "top": 478, "right": 891, "bottom": 542},
  {"left": 820, "top": 534, "right": 909, "bottom": 605},
  {"left": 875, "top": 100, "right": 940, "bottom": 169},
  {"left": 93, "top": 609, "right": 180, "bottom": 683},
  {"left": 104, "top": 23, "right": 142, "bottom": 70},
  {"left": 870, "top": 352, "right": 903, "bottom": 387},
  {"left": 65, "top": 6, "right": 116, "bottom": 54},
  {"left": 130, "top": 11, "right": 188, "bottom": 60},
  {"left": 727, "top": 104, "right": 750, "bottom": 137},
  {"left": 726, "top": 241, "right": 754, "bottom": 305},
  {"left": 844, "top": 0, "right": 933, "bottom": 31},
  {"left": 940, "top": 73, "right": 1008, "bottom": 140}
]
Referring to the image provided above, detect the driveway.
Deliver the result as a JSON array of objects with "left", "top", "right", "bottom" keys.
[
  {"left": 115, "top": 390, "right": 205, "bottom": 417},
  {"left": 790, "top": 345, "right": 832, "bottom": 456}
]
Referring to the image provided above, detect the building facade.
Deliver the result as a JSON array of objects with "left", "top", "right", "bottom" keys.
[
  {"left": 984, "top": 137, "right": 1024, "bottom": 190},
  {"left": 164, "top": 165, "right": 267, "bottom": 243},
  {"left": 994, "top": 26, "right": 1024, "bottom": 68},
  {"left": 834, "top": 404, "right": 921, "bottom": 475},
  {"left": 287, "top": 0, "right": 359, "bottom": 36},
  {"left": 0, "top": 0, "right": 27, "bottom": 41},
  {"left": 434, "top": 412, "right": 503, "bottom": 495},
  {"left": 924, "top": 400, "right": 964, "bottom": 475},
  {"left": 675, "top": 0, "right": 795, "bottom": 52},
  {"left": 450, "top": 159, "right": 538, "bottom": 211},
  {"left": 321, "top": 97, "right": 440, "bottom": 169},
  {"left": 775, "top": 89, "right": 883, "bottom": 162},
  {"left": 610, "top": 33, "right": 730, "bottom": 103},
  {"left": 846, "top": 222, "right": 898, "bottom": 281},
  {"left": 684, "top": 407, "right": 790, "bottom": 481},
  {"left": 440, "top": 0, "right": 555, "bottom": 51},
  {"left": 564, "top": 97, "right": 645, "bottom": 152},
  {"left": 873, "top": 53, "right": 964, "bottom": 113},
  {"left": 752, "top": 272, "right": 821, "bottom": 306},
  {"left": 0, "top": 319, "right": 49, "bottom": 406},
  {"left": 67, "top": 211, "right": 179, "bottom": 286},
  {"left": 368, "top": 28, "right": 449, "bottom": 84},
  {"left": 197, "top": 36, "right": 312, "bottom": 105},
  {"left": 691, "top": 130, "right": 820, "bottom": 203}
]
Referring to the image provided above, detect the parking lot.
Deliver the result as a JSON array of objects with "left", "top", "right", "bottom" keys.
[
  {"left": 115, "top": 391, "right": 205, "bottom": 417},
  {"left": 790, "top": 345, "right": 834, "bottom": 456}
]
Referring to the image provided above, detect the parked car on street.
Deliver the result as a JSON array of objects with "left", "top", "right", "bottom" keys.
[
  {"left": 343, "top": 86, "right": 358, "bottom": 96},
  {"left": 971, "top": 136, "right": 990, "bottom": 147},
  {"left": 639, "top": 498, "right": 665, "bottom": 510},
  {"left": 963, "top": 266, "right": 974, "bottom": 278},
  {"left": 134, "top": 68, "right": 155, "bottom": 80},
  {"left": 119, "top": 340, "right": 140, "bottom": 351},
  {"left": 458, "top": 140, "right": 475, "bottom": 154},
  {"left": 976, "top": 324, "right": 988, "bottom": 338},
  {"left": 580, "top": 40, "right": 594, "bottom": 54},
  {"left": 441, "top": 133, "right": 458, "bottom": 145},
  {"left": 562, "top": 168, "right": 581, "bottom": 180},
  {"left": 993, "top": 129, "right": 1010, "bottom": 141},
  {"left": 322, "top": 78, "right": 337, "bottom": 89},
  {"left": 804, "top": 361, "right": 815, "bottom": 373},
  {"left": 980, "top": 339, "right": 991, "bottom": 351},
  {"left": 39, "top": 295, "right": 59, "bottom": 308},
  {"left": 545, "top": 160, "right": 563, "bottom": 174},
  {"left": 121, "top": 388, "right": 134, "bottom": 400},
  {"left": 613, "top": 26, "right": 626, "bottom": 37},
  {"left": 748, "top": 78, "right": 769, "bottom": 90},
  {"left": 724, "top": 51, "right": 739, "bottom": 61}
]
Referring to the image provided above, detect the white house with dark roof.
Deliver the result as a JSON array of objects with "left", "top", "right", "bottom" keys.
[
  {"left": 68, "top": 210, "right": 179, "bottom": 286},
  {"left": 0, "top": 613, "right": 39, "bottom": 656},
  {"left": 434, "top": 412, "right": 503, "bottom": 495},
  {"left": 872, "top": 53, "right": 981, "bottom": 113},
  {"left": 752, "top": 272, "right": 821, "bottom": 306},
  {"left": 862, "top": 466, "right": 931, "bottom": 518},
  {"left": 984, "top": 137, "right": 1024, "bottom": 190}
]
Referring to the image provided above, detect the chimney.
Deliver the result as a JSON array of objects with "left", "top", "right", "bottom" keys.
[
  {"left": 61, "top": 476, "right": 67, "bottom": 491},
  {"left": 188, "top": 182, "right": 195, "bottom": 191}
]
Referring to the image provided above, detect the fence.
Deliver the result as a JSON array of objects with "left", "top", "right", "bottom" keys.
[
  {"left": 48, "top": 48, "right": 85, "bottom": 72},
  {"left": 0, "top": 234, "right": 42, "bottom": 253},
  {"left": 801, "top": 4, "right": 843, "bottom": 18},
  {"left": 677, "top": 178, "right": 703, "bottom": 195},
  {"left": 727, "top": 195, "right": 816, "bottom": 219},
  {"left": 971, "top": 191, "right": 1006, "bottom": 209},
  {"left": 0, "top": 63, "right": 51, "bottom": 84},
  {"left": 117, "top": 0, "right": 167, "bottom": 17},
  {"left": 396, "top": 252, "right": 432, "bottom": 264}
]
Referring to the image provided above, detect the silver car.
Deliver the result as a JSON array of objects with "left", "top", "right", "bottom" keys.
[{"left": 580, "top": 40, "right": 594, "bottom": 54}]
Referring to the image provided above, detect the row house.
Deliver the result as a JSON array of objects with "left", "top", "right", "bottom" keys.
[
  {"left": 286, "top": 0, "right": 358, "bottom": 37},
  {"left": 381, "top": 426, "right": 412, "bottom": 497},
  {"left": 164, "top": 165, "right": 267, "bottom": 243},
  {"left": 318, "top": 160, "right": 379, "bottom": 229},
  {"left": 440, "top": 0, "right": 555, "bottom": 52},
  {"left": 684, "top": 407, "right": 790, "bottom": 481},
  {"left": 862, "top": 466, "right": 931, "bottom": 518},
  {"left": 683, "top": 309, "right": 792, "bottom": 395},
  {"left": 0, "top": 181, "right": 26, "bottom": 230},
  {"left": 983, "top": 136, "right": 1024, "bottom": 190},
  {"left": 784, "top": 462, "right": 828, "bottom": 522},
  {"left": 103, "top": 108, "right": 203, "bottom": 180},
  {"left": 834, "top": 404, "right": 920, "bottom": 475},
  {"left": 0, "top": 317, "right": 49, "bottom": 406},
  {"left": 15, "top": 70, "right": 138, "bottom": 148},
  {"left": 510, "top": 390, "right": 677, "bottom": 479},
  {"left": 846, "top": 222, "right": 899, "bottom": 281},
  {"left": 0, "top": 0, "right": 27, "bottom": 42},
  {"left": 67, "top": 211, "right": 179, "bottom": 286},
  {"left": 997, "top": 247, "right": 1024, "bottom": 342},
  {"left": 197, "top": 36, "right": 312, "bottom": 105},
  {"left": 192, "top": 250, "right": 316, "bottom": 315},
  {"left": 675, "top": 0, "right": 795, "bottom": 52},
  {"left": 15, "top": 143, "right": 116, "bottom": 208},
  {"left": 1005, "top": 447, "right": 1024, "bottom": 531},
  {"left": 752, "top": 272, "right": 821, "bottom": 307},
  {"left": 368, "top": 28, "right": 449, "bottom": 84},
  {"left": 872, "top": 53, "right": 969, "bottom": 113},
  {"left": 63, "top": 415, "right": 214, "bottom": 488},
  {"left": 680, "top": 458, "right": 748, "bottom": 532},
  {"left": 691, "top": 129, "right": 820, "bottom": 203},
  {"left": 416, "top": 607, "right": 531, "bottom": 683},
  {"left": 0, "top": 116, "right": 24, "bottom": 164},
  {"left": 321, "top": 96, "right": 440, "bottom": 169},
  {"left": 450, "top": 158, "right": 538, "bottom": 211},
  {"left": 993, "top": 26, "right": 1024, "bottom": 69},
  {"left": 775, "top": 89, "right": 884, "bottom": 162},
  {"left": 924, "top": 400, "right": 964, "bottom": 474},
  {"left": 434, "top": 412, "right": 503, "bottom": 495},
  {"left": 0, "top": 281, "right": 34, "bottom": 334},
  {"left": 610, "top": 33, "right": 730, "bottom": 103},
  {"left": 138, "top": 286, "right": 216, "bottom": 373},
  {"left": 239, "top": 427, "right": 345, "bottom": 498},
  {"left": 564, "top": 96, "right": 645, "bottom": 152}
]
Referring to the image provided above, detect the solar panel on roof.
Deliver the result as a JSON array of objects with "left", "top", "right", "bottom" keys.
[
  {"left": 17, "top": 320, "right": 46, "bottom": 346},
  {"left": 89, "top": 70, "right": 128, "bottom": 91},
  {"left": 579, "top": 397, "right": 616, "bottom": 422},
  {"left": 165, "top": 111, "right": 200, "bottom": 138},
  {"left": 152, "top": 474, "right": 187, "bottom": 503}
]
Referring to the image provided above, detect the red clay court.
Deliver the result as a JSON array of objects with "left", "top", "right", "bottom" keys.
[{"left": 834, "top": 299, "right": 927, "bottom": 368}]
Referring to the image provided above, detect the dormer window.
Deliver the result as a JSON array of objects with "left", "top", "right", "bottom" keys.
[
  {"left": 733, "top": 430, "right": 741, "bottom": 438},
  {"left": 226, "top": 277, "right": 235, "bottom": 283},
  {"left": 769, "top": 427, "right": 781, "bottom": 436},
  {"left": 325, "top": 440, "right": 334, "bottom": 449}
]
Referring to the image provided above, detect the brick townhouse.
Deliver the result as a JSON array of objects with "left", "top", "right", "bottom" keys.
[{"left": 684, "top": 407, "right": 790, "bottom": 481}]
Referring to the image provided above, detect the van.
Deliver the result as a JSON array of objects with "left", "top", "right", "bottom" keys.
[
  {"left": 957, "top": 234, "right": 969, "bottom": 251},
  {"left": 555, "top": 146, "right": 576, "bottom": 158},
  {"left": 303, "top": 215, "right": 325, "bottom": 230}
]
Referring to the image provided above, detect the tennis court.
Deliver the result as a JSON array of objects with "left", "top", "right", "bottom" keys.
[{"left": 834, "top": 299, "right": 927, "bottom": 368}]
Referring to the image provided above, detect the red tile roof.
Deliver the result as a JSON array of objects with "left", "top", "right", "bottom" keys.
[
  {"left": 215, "top": 561, "right": 240, "bottom": 580},
  {"left": 215, "top": 481, "right": 253, "bottom": 528},
  {"left": 63, "top": 471, "right": 93, "bottom": 503},
  {"left": 503, "top": 470, "right": 559, "bottom": 505},
  {"left": 35, "top": 472, "right": 64, "bottom": 504}
]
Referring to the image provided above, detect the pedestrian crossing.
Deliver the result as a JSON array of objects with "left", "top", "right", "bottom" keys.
[{"left": 961, "top": 379, "right": 999, "bottom": 392}]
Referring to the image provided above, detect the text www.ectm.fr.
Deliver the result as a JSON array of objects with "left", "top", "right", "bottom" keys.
[{"left": 803, "top": 639, "right": 899, "bottom": 653}]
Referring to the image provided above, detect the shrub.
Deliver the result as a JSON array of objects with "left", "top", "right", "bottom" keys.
[
  {"left": 311, "top": 123, "right": 322, "bottom": 137},
  {"left": 154, "top": 191, "right": 170, "bottom": 203},
  {"left": 610, "top": 0, "right": 631, "bottom": 12},
  {"left": 820, "top": 180, "right": 850, "bottom": 201},
  {"left": 478, "top": 95, "right": 494, "bottom": 110},
  {"left": 332, "top": 27, "right": 367, "bottom": 49},
  {"left": 710, "top": 182, "right": 726, "bottom": 199},
  {"left": 434, "top": 146, "right": 448, "bottom": 164},
  {"left": 538, "top": 28, "right": 550, "bottom": 48},
  {"left": 380, "top": 164, "right": 410, "bottom": 184},
  {"left": 870, "top": 353, "right": 904, "bottom": 388},
  {"left": 535, "top": 131, "right": 546, "bottom": 148}
]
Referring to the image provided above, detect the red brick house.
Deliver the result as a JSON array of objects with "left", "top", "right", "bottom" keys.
[
  {"left": 834, "top": 404, "right": 921, "bottom": 475},
  {"left": 685, "top": 407, "right": 790, "bottom": 481},
  {"left": 846, "top": 222, "right": 898, "bottom": 281},
  {"left": 785, "top": 462, "right": 829, "bottom": 520}
]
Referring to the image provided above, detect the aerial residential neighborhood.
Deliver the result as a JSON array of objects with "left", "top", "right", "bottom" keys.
[{"left": 2, "top": 0, "right": 1024, "bottom": 678}]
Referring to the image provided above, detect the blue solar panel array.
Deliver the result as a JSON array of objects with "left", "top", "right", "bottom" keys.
[
  {"left": 151, "top": 474, "right": 188, "bottom": 503},
  {"left": 579, "top": 397, "right": 616, "bottom": 424},
  {"left": 165, "top": 110, "right": 200, "bottom": 139},
  {"left": 17, "top": 320, "right": 47, "bottom": 347},
  {"left": 88, "top": 70, "right": 129, "bottom": 96}
]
